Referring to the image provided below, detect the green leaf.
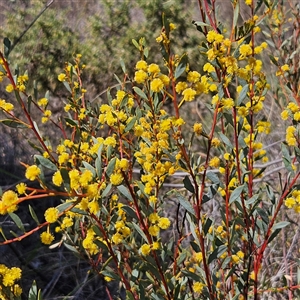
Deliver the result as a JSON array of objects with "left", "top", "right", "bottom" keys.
[
  {"left": 132, "top": 39, "right": 140, "bottom": 49},
  {"left": 125, "top": 116, "right": 136, "bottom": 133},
  {"left": 106, "top": 157, "right": 117, "bottom": 177},
  {"left": 183, "top": 175, "right": 195, "bottom": 193},
  {"left": 273, "top": 221, "right": 290, "bottom": 230},
  {"left": 172, "top": 190, "right": 195, "bottom": 216},
  {"left": 269, "top": 55, "right": 279, "bottom": 66},
  {"left": 29, "top": 205, "right": 40, "bottom": 224},
  {"left": 0, "top": 119, "right": 29, "bottom": 129},
  {"left": 236, "top": 84, "right": 249, "bottom": 106},
  {"left": 208, "top": 245, "right": 227, "bottom": 264},
  {"left": 28, "top": 281, "right": 43, "bottom": 300},
  {"left": 121, "top": 205, "right": 138, "bottom": 220},
  {"left": 256, "top": 207, "right": 269, "bottom": 225},
  {"left": 9, "top": 213, "right": 25, "bottom": 232},
  {"left": 174, "top": 53, "right": 188, "bottom": 79},
  {"left": 65, "top": 118, "right": 78, "bottom": 127},
  {"left": 56, "top": 202, "right": 74, "bottom": 213},
  {"left": 120, "top": 58, "right": 126, "bottom": 74},
  {"left": 63, "top": 242, "right": 80, "bottom": 254},
  {"left": 203, "top": 217, "right": 213, "bottom": 235},
  {"left": 102, "top": 183, "right": 112, "bottom": 198},
  {"left": 294, "top": 147, "right": 300, "bottom": 164},
  {"left": 117, "top": 185, "right": 133, "bottom": 201},
  {"left": 268, "top": 228, "right": 281, "bottom": 244},
  {"left": 133, "top": 86, "right": 148, "bottom": 100},
  {"left": 34, "top": 155, "right": 57, "bottom": 171},
  {"left": 95, "top": 157, "right": 102, "bottom": 179},
  {"left": 192, "top": 21, "right": 210, "bottom": 27},
  {"left": 218, "top": 132, "right": 233, "bottom": 149},
  {"left": 3, "top": 37, "right": 11, "bottom": 57},
  {"left": 63, "top": 81, "right": 72, "bottom": 93},
  {"left": 94, "top": 239, "right": 108, "bottom": 251},
  {"left": 131, "top": 222, "right": 148, "bottom": 242},
  {"left": 229, "top": 184, "right": 245, "bottom": 204},
  {"left": 233, "top": 2, "right": 240, "bottom": 29},
  {"left": 206, "top": 171, "right": 220, "bottom": 184}
]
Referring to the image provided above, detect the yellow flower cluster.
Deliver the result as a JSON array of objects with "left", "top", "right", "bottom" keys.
[
  {"left": 134, "top": 111, "right": 182, "bottom": 195},
  {"left": 112, "top": 220, "right": 131, "bottom": 244},
  {"left": 40, "top": 231, "right": 54, "bottom": 245},
  {"left": 140, "top": 241, "right": 160, "bottom": 256},
  {"left": 82, "top": 228, "right": 101, "bottom": 255},
  {"left": 15, "top": 74, "right": 28, "bottom": 92},
  {"left": 134, "top": 60, "right": 170, "bottom": 92},
  {"left": 0, "top": 264, "right": 22, "bottom": 297},
  {"left": 148, "top": 212, "right": 171, "bottom": 237},
  {"left": 44, "top": 207, "right": 59, "bottom": 223},
  {"left": 286, "top": 126, "right": 297, "bottom": 146},
  {"left": 25, "top": 165, "right": 41, "bottom": 181},
  {"left": 284, "top": 190, "right": 300, "bottom": 213},
  {"left": 176, "top": 71, "right": 217, "bottom": 103},
  {"left": 0, "top": 190, "right": 19, "bottom": 214},
  {"left": 0, "top": 99, "right": 14, "bottom": 112},
  {"left": 232, "top": 250, "right": 245, "bottom": 264}
]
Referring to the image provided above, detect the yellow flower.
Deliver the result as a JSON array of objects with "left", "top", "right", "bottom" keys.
[
  {"left": 209, "top": 157, "right": 220, "bottom": 168},
  {"left": 193, "top": 282, "right": 205, "bottom": 293},
  {"left": 25, "top": 165, "right": 41, "bottom": 181},
  {"left": 148, "top": 63, "right": 160, "bottom": 74},
  {"left": 79, "top": 170, "right": 93, "bottom": 187},
  {"left": 194, "top": 252, "right": 203, "bottom": 263},
  {"left": 211, "top": 138, "right": 221, "bottom": 147},
  {"left": 245, "top": 0, "right": 252, "bottom": 5},
  {"left": 203, "top": 63, "right": 215, "bottom": 73},
  {"left": 175, "top": 81, "right": 188, "bottom": 94},
  {"left": 149, "top": 225, "right": 160, "bottom": 236},
  {"left": 158, "top": 217, "right": 171, "bottom": 229},
  {"left": 119, "top": 158, "right": 129, "bottom": 171},
  {"left": 187, "top": 71, "right": 201, "bottom": 83},
  {"left": 44, "top": 207, "right": 59, "bottom": 223},
  {"left": 224, "top": 153, "right": 232, "bottom": 160},
  {"left": 206, "top": 30, "right": 224, "bottom": 43},
  {"left": 69, "top": 169, "right": 80, "bottom": 190},
  {"left": 1, "top": 190, "right": 18, "bottom": 206},
  {"left": 2, "top": 267, "right": 22, "bottom": 287},
  {"left": 152, "top": 241, "right": 160, "bottom": 250},
  {"left": 221, "top": 98, "right": 234, "bottom": 110},
  {"left": 182, "top": 88, "right": 196, "bottom": 101},
  {"left": 294, "top": 112, "right": 300, "bottom": 121},
  {"left": 281, "top": 110, "right": 289, "bottom": 120},
  {"left": 58, "top": 73, "right": 66, "bottom": 81},
  {"left": 134, "top": 70, "right": 148, "bottom": 84},
  {"left": 110, "top": 172, "right": 123, "bottom": 185},
  {"left": 38, "top": 97, "right": 48, "bottom": 106},
  {"left": 193, "top": 123, "right": 203, "bottom": 135},
  {"left": 239, "top": 44, "right": 252, "bottom": 58},
  {"left": 285, "top": 197, "right": 296, "bottom": 208},
  {"left": 140, "top": 244, "right": 151, "bottom": 256},
  {"left": 149, "top": 212, "right": 160, "bottom": 223},
  {"left": 135, "top": 60, "right": 148, "bottom": 71},
  {"left": 150, "top": 78, "right": 164, "bottom": 92},
  {"left": 16, "top": 182, "right": 27, "bottom": 195},
  {"left": 0, "top": 99, "right": 14, "bottom": 112},
  {"left": 104, "top": 136, "right": 117, "bottom": 147},
  {"left": 40, "top": 231, "right": 54, "bottom": 245},
  {"left": 5, "top": 84, "right": 14, "bottom": 93},
  {"left": 52, "top": 170, "right": 63, "bottom": 186},
  {"left": 281, "top": 64, "right": 290, "bottom": 72}
]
